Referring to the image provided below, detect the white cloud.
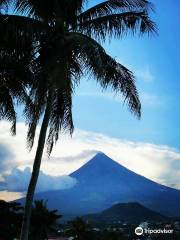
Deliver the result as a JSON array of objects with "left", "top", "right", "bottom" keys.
[
  {"left": 140, "top": 93, "right": 161, "bottom": 107},
  {"left": 116, "top": 58, "right": 154, "bottom": 82},
  {"left": 77, "top": 91, "right": 122, "bottom": 103},
  {"left": 0, "top": 143, "right": 15, "bottom": 176},
  {"left": 0, "top": 121, "right": 180, "bottom": 195},
  {"left": 0, "top": 167, "right": 77, "bottom": 192},
  {"left": 78, "top": 91, "right": 160, "bottom": 108},
  {"left": 136, "top": 65, "right": 154, "bottom": 82},
  {"left": 0, "top": 191, "right": 24, "bottom": 201}
]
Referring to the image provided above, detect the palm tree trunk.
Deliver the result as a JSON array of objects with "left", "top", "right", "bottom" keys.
[{"left": 20, "top": 95, "right": 52, "bottom": 240}]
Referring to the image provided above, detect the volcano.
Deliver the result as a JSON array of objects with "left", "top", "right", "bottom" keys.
[{"left": 32, "top": 153, "right": 180, "bottom": 217}]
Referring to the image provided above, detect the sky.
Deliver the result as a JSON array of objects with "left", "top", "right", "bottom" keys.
[
  {"left": 0, "top": 0, "right": 180, "bottom": 201},
  {"left": 73, "top": 0, "right": 180, "bottom": 149}
]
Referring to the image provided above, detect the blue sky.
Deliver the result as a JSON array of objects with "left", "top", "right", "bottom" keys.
[{"left": 71, "top": 0, "right": 180, "bottom": 149}]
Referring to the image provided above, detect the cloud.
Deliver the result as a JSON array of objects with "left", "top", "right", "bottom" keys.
[
  {"left": 0, "top": 143, "right": 16, "bottom": 176},
  {"left": 0, "top": 121, "right": 40, "bottom": 173},
  {"left": 46, "top": 130, "right": 180, "bottom": 189},
  {"left": 78, "top": 91, "right": 160, "bottom": 108},
  {"left": 0, "top": 191, "right": 24, "bottom": 202},
  {"left": 140, "top": 93, "right": 161, "bottom": 108},
  {"left": 0, "top": 144, "right": 13, "bottom": 162},
  {"left": 115, "top": 58, "right": 154, "bottom": 82},
  {"left": 136, "top": 65, "right": 154, "bottom": 82},
  {"left": 51, "top": 149, "right": 99, "bottom": 163},
  {"left": 77, "top": 91, "right": 123, "bottom": 103},
  {"left": 0, "top": 167, "right": 77, "bottom": 193},
  {"left": 0, "top": 121, "right": 180, "bottom": 193},
  {"left": 77, "top": 91, "right": 161, "bottom": 108}
]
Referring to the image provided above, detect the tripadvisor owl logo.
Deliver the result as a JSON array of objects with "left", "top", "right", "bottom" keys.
[{"left": 135, "top": 227, "right": 144, "bottom": 236}]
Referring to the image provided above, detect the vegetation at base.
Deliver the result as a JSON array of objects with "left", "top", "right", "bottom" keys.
[
  {"left": 1, "top": 199, "right": 180, "bottom": 240},
  {"left": 0, "top": 200, "right": 23, "bottom": 240},
  {"left": 0, "top": 199, "right": 61, "bottom": 240},
  {"left": 29, "top": 200, "right": 61, "bottom": 240}
]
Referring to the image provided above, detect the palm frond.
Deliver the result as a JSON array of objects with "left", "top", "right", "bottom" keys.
[
  {"left": 78, "top": 0, "right": 153, "bottom": 23},
  {"left": 0, "top": 22, "right": 34, "bottom": 135},
  {"left": 0, "top": 87, "right": 16, "bottom": 134},
  {"left": 24, "top": 49, "right": 77, "bottom": 152},
  {"left": 78, "top": 11, "right": 156, "bottom": 41},
  {"left": 0, "top": 30, "right": 43, "bottom": 148},
  {"left": 15, "top": 0, "right": 85, "bottom": 23},
  {"left": 15, "top": 0, "right": 52, "bottom": 21},
  {"left": 24, "top": 71, "right": 47, "bottom": 150},
  {"left": 0, "top": 14, "right": 48, "bottom": 43},
  {"left": 0, "top": 0, "right": 8, "bottom": 14},
  {"left": 47, "top": 81, "right": 74, "bottom": 156},
  {"left": 68, "top": 32, "right": 141, "bottom": 117}
]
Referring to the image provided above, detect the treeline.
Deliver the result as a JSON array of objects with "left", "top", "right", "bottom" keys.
[
  {"left": 0, "top": 200, "right": 131, "bottom": 240},
  {"left": 1, "top": 199, "right": 180, "bottom": 240},
  {"left": 0, "top": 199, "right": 60, "bottom": 240}
]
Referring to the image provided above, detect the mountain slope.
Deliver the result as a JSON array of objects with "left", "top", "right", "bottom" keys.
[
  {"left": 83, "top": 202, "right": 168, "bottom": 224},
  {"left": 30, "top": 153, "right": 180, "bottom": 217}
]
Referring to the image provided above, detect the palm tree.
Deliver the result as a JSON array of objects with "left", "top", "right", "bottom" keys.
[
  {"left": 30, "top": 200, "right": 61, "bottom": 240},
  {"left": 0, "top": 1, "right": 156, "bottom": 239}
]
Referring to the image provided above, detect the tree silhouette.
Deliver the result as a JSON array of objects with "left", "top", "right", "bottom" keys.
[
  {"left": 68, "top": 217, "right": 91, "bottom": 240},
  {"left": 0, "top": 1, "right": 156, "bottom": 239},
  {"left": 30, "top": 200, "right": 61, "bottom": 240},
  {"left": 0, "top": 200, "right": 23, "bottom": 240}
]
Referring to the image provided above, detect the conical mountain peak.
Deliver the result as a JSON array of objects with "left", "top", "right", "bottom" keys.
[
  {"left": 88, "top": 152, "right": 118, "bottom": 164},
  {"left": 74, "top": 152, "right": 119, "bottom": 170},
  {"left": 70, "top": 152, "right": 128, "bottom": 180}
]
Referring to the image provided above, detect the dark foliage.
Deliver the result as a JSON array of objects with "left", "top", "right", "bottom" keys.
[
  {"left": 30, "top": 200, "right": 61, "bottom": 240},
  {"left": 0, "top": 199, "right": 61, "bottom": 240},
  {"left": 67, "top": 217, "right": 92, "bottom": 240},
  {"left": 0, "top": 200, "right": 23, "bottom": 240}
]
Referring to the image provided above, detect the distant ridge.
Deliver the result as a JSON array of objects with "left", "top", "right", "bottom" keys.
[
  {"left": 19, "top": 153, "right": 180, "bottom": 217},
  {"left": 83, "top": 202, "right": 168, "bottom": 224}
]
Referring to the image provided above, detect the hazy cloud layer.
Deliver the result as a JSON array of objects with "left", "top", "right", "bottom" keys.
[
  {"left": 0, "top": 121, "right": 180, "bottom": 192},
  {"left": 135, "top": 65, "right": 154, "bottom": 82},
  {"left": 0, "top": 167, "right": 77, "bottom": 192},
  {"left": 0, "top": 143, "right": 16, "bottom": 175},
  {"left": 116, "top": 58, "right": 155, "bottom": 83},
  {"left": 51, "top": 149, "right": 99, "bottom": 163}
]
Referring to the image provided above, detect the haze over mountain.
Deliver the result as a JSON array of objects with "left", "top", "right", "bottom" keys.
[{"left": 25, "top": 153, "right": 180, "bottom": 217}]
